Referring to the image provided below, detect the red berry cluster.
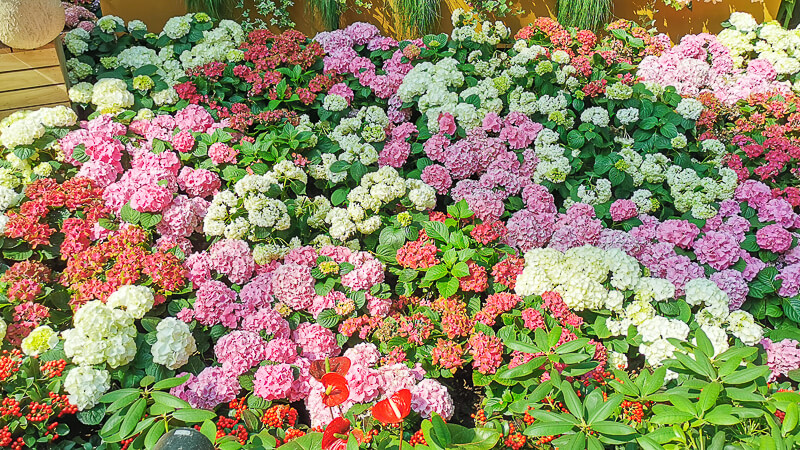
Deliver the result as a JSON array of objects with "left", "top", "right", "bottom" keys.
[
  {"left": 621, "top": 400, "right": 645, "bottom": 423},
  {"left": 502, "top": 423, "right": 526, "bottom": 450},
  {"left": 26, "top": 402, "right": 53, "bottom": 422},
  {"left": 261, "top": 404, "right": 298, "bottom": 429},
  {"left": 279, "top": 428, "right": 306, "bottom": 445},
  {"left": 471, "top": 409, "right": 487, "bottom": 426},
  {"left": 409, "top": 429, "right": 427, "bottom": 447},
  {"left": 0, "top": 350, "right": 23, "bottom": 381},
  {"left": 41, "top": 359, "right": 67, "bottom": 379}
]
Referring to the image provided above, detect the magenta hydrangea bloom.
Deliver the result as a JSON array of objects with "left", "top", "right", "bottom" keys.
[
  {"left": 756, "top": 224, "right": 793, "bottom": 253},
  {"left": 693, "top": 231, "right": 741, "bottom": 270}
]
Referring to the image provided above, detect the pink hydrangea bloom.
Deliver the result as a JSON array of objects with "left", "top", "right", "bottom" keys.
[
  {"left": 710, "top": 269, "right": 749, "bottom": 310},
  {"left": 693, "top": 231, "right": 741, "bottom": 270},
  {"left": 171, "top": 130, "right": 195, "bottom": 153},
  {"left": 254, "top": 363, "right": 295, "bottom": 400},
  {"left": 777, "top": 263, "right": 800, "bottom": 297},
  {"left": 609, "top": 199, "right": 638, "bottom": 222},
  {"left": 756, "top": 224, "right": 793, "bottom": 253},
  {"left": 208, "top": 142, "right": 239, "bottom": 165},
  {"left": 264, "top": 337, "right": 298, "bottom": 363},
  {"left": 421, "top": 164, "right": 453, "bottom": 194},
  {"left": 239, "top": 274, "right": 273, "bottom": 311},
  {"left": 366, "top": 293, "right": 392, "bottom": 317},
  {"left": 309, "top": 291, "right": 341, "bottom": 319},
  {"left": 214, "top": 330, "right": 268, "bottom": 375},
  {"left": 341, "top": 252, "right": 384, "bottom": 291},
  {"left": 209, "top": 239, "right": 255, "bottom": 285},
  {"left": 240, "top": 307, "right": 290, "bottom": 338},
  {"left": 271, "top": 263, "right": 315, "bottom": 310},
  {"left": 292, "top": 323, "right": 340, "bottom": 360},
  {"left": 170, "top": 367, "right": 240, "bottom": 410},
  {"left": 174, "top": 104, "right": 214, "bottom": 132},
  {"left": 284, "top": 246, "right": 318, "bottom": 266},
  {"left": 656, "top": 219, "right": 700, "bottom": 249},
  {"left": 178, "top": 167, "right": 221, "bottom": 198},
  {"left": 411, "top": 379, "right": 454, "bottom": 420},
  {"left": 193, "top": 280, "right": 240, "bottom": 328},
  {"left": 761, "top": 338, "right": 800, "bottom": 381},
  {"left": 128, "top": 184, "right": 172, "bottom": 212}
]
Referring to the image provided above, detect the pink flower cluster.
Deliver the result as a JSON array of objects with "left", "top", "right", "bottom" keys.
[
  {"left": 637, "top": 34, "right": 789, "bottom": 104},
  {"left": 761, "top": 338, "right": 800, "bottom": 381}
]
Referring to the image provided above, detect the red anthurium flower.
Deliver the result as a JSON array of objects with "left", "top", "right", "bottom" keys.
[
  {"left": 322, "top": 417, "right": 365, "bottom": 450},
  {"left": 372, "top": 389, "right": 412, "bottom": 424},
  {"left": 310, "top": 356, "right": 352, "bottom": 381},
  {"left": 321, "top": 372, "right": 349, "bottom": 407}
]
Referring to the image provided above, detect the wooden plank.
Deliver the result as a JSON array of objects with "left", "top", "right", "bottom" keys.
[
  {"left": 0, "top": 85, "right": 68, "bottom": 110},
  {"left": 0, "top": 102, "right": 72, "bottom": 120},
  {"left": 0, "top": 47, "right": 60, "bottom": 73},
  {"left": 0, "top": 66, "right": 65, "bottom": 92}
]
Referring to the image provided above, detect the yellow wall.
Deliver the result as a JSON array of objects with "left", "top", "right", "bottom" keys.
[{"left": 99, "top": 0, "right": 781, "bottom": 41}]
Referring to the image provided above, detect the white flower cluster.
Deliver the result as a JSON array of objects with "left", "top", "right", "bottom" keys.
[
  {"left": 666, "top": 166, "right": 737, "bottom": 219},
  {"left": 533, "top": 128, "right": 570, "bottom": 184},
  {"left": 205, "top": 173, "right": 291, "bottom": 240},
  {"left": 616, "top": 107, "right": 640, "bottom": 126},
  {"left": 398, "top": 58, "right": 465, "bottom": 131},
  {"left": 329, "top": 106, "right": 387, "bottom": 166},
  {"left": 179, "top": 19, "right": 246, "bottom": 70},
  {"left": 90, "top": 78, "right": 135, "bottom": 114},
  {"left": 324, "top": 167, "right": 435, "bottom": 241},
  {"left": 117, "top": 46, "right": 160, "bottom": 70},
  {"left": 63, "top": 290, "right": 151, "bottom": 368},
  {"left": 0, "top": 106, "right": 77, "bottom": 150},
  {"left": 64, "top": 366, "right": 111, "bottom": 411},
  {"left": 719, "top": 12, "right": 800, "bottom": 79},
  {"left": 450, "top": 10, "right": 510, "bottom": 45},
  {"left": 580, "top": 107, "right": 610, "bottom": 127},
  {"left": 675, "top": 98, "right": 704, "bottom": 120},
  {"left": 64, "top": 28, "right": 90, "bottom": 55},
  {"left": 151, "top": 318, "right": 197, "bottom": 370},
  {"left": 515, "top": 245, "right": 763, "bottom": 373},
  {"left": 106, "top": 285, "right": 155, "bottom": 319},
  {"left": 577, "top": 179, "right": 612, "bottom": 205},
  {"left": 163, "top": 15, "right": 192, "bottom": 39}
]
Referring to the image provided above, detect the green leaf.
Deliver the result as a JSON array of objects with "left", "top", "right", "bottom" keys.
[
  {"left": 782, "top": 402, "right": 798, "bottom": 435},
  {"left": 153, "top": 374, "right": 191, "bottom": 390},
  {"left": 331, "top": 188, "right": 348, "bottom": 206},
  {"left": 783, "top": 298, "right": 800, "bottom": 323},
  {"left": 590, "top": 421, "right": 635, "bottom": 436},
  {"left": 172, "top": 408, "right": 217, "bottom": 423},
  {"left": 330, "top": 160, "right": 350, "bottom": 173},
  {"left": 437, "top": 277, "right": 460, "bottom": 299},
  {"left": 524, "top": 422, "right": 576, "bottom": 437},
  {"left": 561, "top": 380, "right": 583, "bottom": 420},
  {"left": 594, "top": 154, "right": 612, "bottom": 174},
  {"left": 120, "top": 204, "right": 141, "bottom": 224},
  {"left": 432, "top": 414, "right": 451, "bottom": 447},
  {"left": 423, "top": 264, "right": 448, "bottom": 282},
  {"left": 587, "top": 394, "right": 623, "bottom": 424},
  {"left": 105, "top": 391, "right": 142, "bottom": 413},
  {"left": 704, "top": 406, "right": 740, "bottom": 425},
  {"left": 423, "top": 221, "right": 450, "bottom": 242},
  {"left": 698, "top": 383, "right": 722, "bottom": 413},
  {"left": 555, "top": 338, "right": 589, "bottom": 354},
  {"left": 77, "top": 403, "right": 106, "bottom": 426},
  {"left": 650, "top": 406, "right": 695, "bottom": 424},
  {"left": 452, "top": 261, "right": 470, "bottom": 278},
  {"left": 721, "top": 366, "right": 769, "bottom": 385},
  {"left": 120, "top": 398, "right": 147, "bottom": 438},
  {"left": 151, "top": 391, "right": 192, "bottom": 409},
  {"left": 144, "top": 419, "right": 166, "bottom": 448},
  {"left": 317, "top": 308, "right": 341, "bottom": 328}
]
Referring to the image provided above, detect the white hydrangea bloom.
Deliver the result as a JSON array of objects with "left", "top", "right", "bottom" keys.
[
  {"left": 106, "top": 285, "right": 155, "bottom": 319},
  {"left": 151, "top": 318, "right": 197, "bottom": 370},
  {"left": 65, "top": 366, "right": 111, "bottom": 411}
]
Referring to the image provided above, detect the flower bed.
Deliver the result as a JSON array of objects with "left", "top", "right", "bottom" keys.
[{"left": 0, "top": 9, "right": 800, "bottom": 450}]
